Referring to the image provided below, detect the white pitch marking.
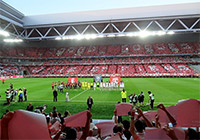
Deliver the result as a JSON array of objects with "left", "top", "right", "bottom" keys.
[{"left": 70, "top": 89, "right": 88, "bottom": 101}]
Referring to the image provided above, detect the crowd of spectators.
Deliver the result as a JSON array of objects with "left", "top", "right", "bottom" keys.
[
  {"left": 0, "top": 42, "right": 199, "bottom": 58},
  {"left": 0, "top": 99, "right": 199, "bottom": 139},
  {"left": 0, "top": 41, "right": 199, "bottom": 77},
  {"left": 0, "top": 63, "right": 197, "bottom": 77}
]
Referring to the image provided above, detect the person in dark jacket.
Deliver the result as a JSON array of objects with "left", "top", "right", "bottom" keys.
[
  {"left": 87, "top": 96, "right": 93, "bottom": 111},
  {"left": 53, "top": 89, "right": 58, "bottom": 102},
  {"left": 26, "top": 103, "right": 34, "bottom": 111}
]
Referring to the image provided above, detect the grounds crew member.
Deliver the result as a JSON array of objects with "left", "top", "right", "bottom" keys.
[{"left": 121, "top": 89, "right": 127, "bottom": 103}]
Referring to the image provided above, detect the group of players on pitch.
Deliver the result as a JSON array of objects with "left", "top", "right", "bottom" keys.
[{"left": 51, "top": 81, "right": 125, "bottom": 91}]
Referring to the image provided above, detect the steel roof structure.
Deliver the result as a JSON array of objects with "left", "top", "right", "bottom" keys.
[{"left": 0, "top": 0, "right": 200, "bottom": 40}]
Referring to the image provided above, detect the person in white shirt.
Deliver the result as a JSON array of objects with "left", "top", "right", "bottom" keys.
[
  {"left": 100, "top": 82, "right": 103, "bottom": 90},
  {"left": 148, "top": 91, "right": 155, "bottom": 109},
  {"left": 6, "top": 89, "right": 11, "bottom": 105},
  {"left": 65, "top": 92, "right": 69, "bottom": 102},
  {"left": 94, "top": 82, "right": 96, "bottom": 90}
]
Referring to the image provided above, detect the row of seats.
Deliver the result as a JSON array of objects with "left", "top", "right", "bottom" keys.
[
  {"left": 1, "top": 56, "right": 196, "bottom": 66},
  {"left": 0, "top": 42, "right": 199, "bottom": 58},
  {"left": 0, "top": 64, "right": 196, "bottom": 76}
]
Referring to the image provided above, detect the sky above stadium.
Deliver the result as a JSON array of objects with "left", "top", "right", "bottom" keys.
[{"left": 3, "top": 0, "right": 200, "bottom": 16}]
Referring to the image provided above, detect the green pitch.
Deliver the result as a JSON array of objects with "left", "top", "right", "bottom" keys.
[{"left": 0, "top": 78, "right": 199, "bottom": 119}]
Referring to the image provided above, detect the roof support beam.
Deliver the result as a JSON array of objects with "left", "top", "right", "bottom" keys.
[
  {"left": 35, "top": 28, "right": 44, "bottom": 37},
  {"left": 121, "top": 22, "right": 131, "bottom": 33},
  {"left": 101, "top": 24, "right": 110, "bottom": 33},
  {"left": 2, "top": 16, "right": 199, "bottom": 40},
  {"left": 91, "top": 25, "right": 100, "bottom": 34},
  {"left": 71, "top": 26, "right": 80, "bottom": 35},
  {"left": 178, "top": 19, "right": 189, "bottom": 30},
  {"left": 154, "top": 21, "right": 165, "bottom": 31},
  {"left": 190, "top": 18, "right": 200, "bottom": 29},
  {"left": 111, "top": 23, "right": 121, "bottom": 33},
  {"left": 62, "top": 26, "right": 70, "bottom": 36}
]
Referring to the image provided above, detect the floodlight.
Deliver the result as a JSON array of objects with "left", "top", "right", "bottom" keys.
[
  {"left": 62, "top": 36, "right": 69, "bottom": 40},
  {"left": 167, "top": 31, "right": 175, "bottom": 35},
  {"left": 139, "top": 31, "right": 150, "bottom": 38},
  {"left": 117, "top": 34, "right": 125, "bottom": 37},
  {"left": 4, "top": 39, "right": 23, "bottom": 42},
  {"left": 0, "top": 30, "right": 9, "bottom": 37},
  {"left": 150, "top": 32, "right": 156, "bottom": 36},
  {"left": 107, "top": 34, "right": 116, "bottom": 37},
  {"left": 98, "top": 34, "right": 105, "bottom": 38},
  {"left": 126, "top": 33, "right": 134, "bottom": 36},
  {"left": 84, "top": 34, "right": 97, "bottom": 40},
  {"left": 68, "top": 36, "right": 76, "bottom": 40},
  {"left": 76, "top": 35, "right": 84, "bottom": 40},
  {"left": 55, "top": 37, "right": 62, "bottom": 40},
  {"left": 157, "top": 31, "right": 166, "bottom": 36}
]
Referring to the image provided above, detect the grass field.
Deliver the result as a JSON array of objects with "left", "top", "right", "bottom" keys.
[{"left": 0, "top": 78, "right": 199, "bottom": 119}]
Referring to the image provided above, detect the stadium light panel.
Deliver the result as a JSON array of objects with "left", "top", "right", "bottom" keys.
[
  {"left": 107, "top": 34, "right": 116, "bottom": 37},
  {"left": 76, "top": 35, "right": 84, "bottom": 40},
  {"left": 117, "top": 34, "right": 125, "bottom": 37},
  {"left": 139, "top": 31, "right": 151, "bottom": 38},
  {"left": 55, "top": 37, "right": 62, "bottom": 40},
  {"left": 97, "top": 34, "right": 105, "bottom": 38},
  {"left": 84, "top": 34, "right": 97, "bottom": 40},
  {"left": 0, "top": 30, "right": 9, "bottom": 37},
  {"left": 157, "top": 31, "right": 166, "bottom": 36},
  {"left": 126, "top": 33, "right": 137, "bottom": 37},
  {"left": 4, "top": 39, "right": 23, "bottom": 42},
  {"left": 167, "top": 31, "right": 175, "bottom": 35}
]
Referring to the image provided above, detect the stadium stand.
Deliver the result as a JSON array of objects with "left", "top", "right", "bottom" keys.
[{"left": 0, "top": 42, "right": 199, "bottom": 77}]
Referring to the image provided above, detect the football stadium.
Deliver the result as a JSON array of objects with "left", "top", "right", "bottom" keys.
[{"left": 0, "top": 0, "right": 200, "bottom": 139}]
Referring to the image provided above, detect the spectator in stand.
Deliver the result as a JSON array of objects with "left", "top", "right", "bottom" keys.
[
  {"left": 113, "top": 102, "right": 123, "bottom": 124},
  {"left": 52, "top": 106, "right": 57, "bottom": 113},
  {"left": 129, "top": 108, "right": 153, "bottom": 140},
  {"left": 58, "top": 112, "right": 64, "bottom": 125},
  {"left": 51, "top": 112, "right": 61, "bottom": 125},
  {"left": 138, "top": 91, "right": 145, "bottom": 107},
  {"left": 148, "top": 91, "right": 154, "bottom": 109},
  {"left": 63, "top": 110, "right": 71, "bottom": 119},
  {"left": 87, "top": 96, "right": 93, "bottom": 111},
  {"left": 121, "top": 89, "right": 127, "bottom": 103},
  {"left": 122, "top": 120, "right": 132, "bottom": 140},
  {"left": 23, "top": 88, "right": 27, "bottom": 101},
  {"left": 157, "top": 104, "right": 176, "bottom": 126},
  {"left": 46, "top": 117, "right": 52, "bottom": 129},
  {"left": 53, "top": 111, "right": 92, "bottom": 140},
  {"left": 26, "top": 103, "right": 34, "bottom": 111},
  {"left": 53, "top": 89, "right": 58, "bottom": 102}
]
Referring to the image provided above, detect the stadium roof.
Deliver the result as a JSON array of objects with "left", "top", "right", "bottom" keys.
[
  {"left": 0, "top": 1, "right": 199, "bottom": 27},
  {"left": 0, "top": 1, "right": 199, "bottom": 40},
  {"left": 21, "top": 2, "right": 200, "bottom": 27}
]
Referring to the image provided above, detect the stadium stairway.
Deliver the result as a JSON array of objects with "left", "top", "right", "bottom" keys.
[{"left": 189, "top": 65, "right": 200, "bottom": 73}]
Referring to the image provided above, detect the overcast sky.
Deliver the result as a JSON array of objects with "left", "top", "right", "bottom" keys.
[{"left": 3, "top": 0, "right": 200, "bottom": 16}]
